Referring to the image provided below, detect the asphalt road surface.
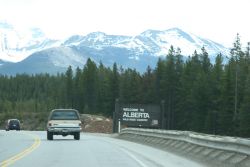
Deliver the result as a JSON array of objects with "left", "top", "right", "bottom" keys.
[{"left": 0, "top": 130, "right": 203, "bottom": 167}]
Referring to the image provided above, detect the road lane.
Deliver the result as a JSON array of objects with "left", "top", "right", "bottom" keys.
[
  {"left": 14, "top": 132, "right": 149, "bottom": 167},
  {"left": 0, "top": 130, "right": 39, "bottom": 166},
  {"left": 1, "top": 131, "right": 204, "bottom": 167}
]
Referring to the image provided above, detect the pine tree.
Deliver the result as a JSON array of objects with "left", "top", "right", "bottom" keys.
[
  {"left": 110, "top": 63, "right": 120, "bottom": 111},
  {"left": 73, "top": 67, "right": 83, "bottom": 112},
  {"left": 65, "top": 66, "right": 73, "bottom": 108},
  {"left": 119, "top": 69, "right": 141, "bottom": 104},
  {"left": 97, "top": 62, "right": 113, "bottom": 116},
  {"left": 162, "top": 46, "right": 177, "bottom": 129},
  {"left": 179, "top": 51, "right": 202, "bottom": 131},
  {"left": 230, "top": 34, "right": 245, "bottom": 135},
  {"left": 155, "top": 58, "right": 165, "bottom": 102},
  {"left": 199, "top": 47, "right": 213, "bottom": 133},
  {"left": 82, "top": 58, "right": 98, "bottom": 113},
  {"left": 141, "top": 66, "right": 156, "bottom": 103},
  {"left": 239, "top": 67, "right": 250, "bottom": 137},
  {"left": 218, "top": 59, "right": 235, "bottom": 135},
  {"left": 172, "top": 47, "right": 184, "bottom": 130},
  {"left": 207, "top": 53, "right": 223, "bottom": 134}
]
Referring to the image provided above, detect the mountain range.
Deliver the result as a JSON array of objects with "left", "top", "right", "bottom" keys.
[{"left": 0, "top": 21, "right": 229, "bottom": 75}]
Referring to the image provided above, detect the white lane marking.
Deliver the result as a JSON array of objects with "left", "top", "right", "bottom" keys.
[{"left": 120, "top": 148, "right": 149, "bottom": 167}]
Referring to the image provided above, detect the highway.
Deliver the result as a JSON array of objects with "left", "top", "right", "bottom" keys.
[{"left": 0, "top": 130, "right": 203, "bottom": 167}]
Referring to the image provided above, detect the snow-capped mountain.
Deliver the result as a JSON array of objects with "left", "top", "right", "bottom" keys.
[
  {"left": 0, "top": 21, "right": 60, "bottom": 62},
  {"left": 138, "top": 28, "right": 228, "bottom": 57},
  {"left": 0, "top": 21, "right": 229, "bottom": 75},
  {"left": 62, "top": 28, "right": 228, "bottom": 58}
]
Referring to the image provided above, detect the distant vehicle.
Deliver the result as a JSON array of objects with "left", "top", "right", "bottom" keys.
[
  {"left": 5, "top": 119, "right": 21, "bottom": 131},
  {"left": 47, "top": 109, "right": 82, "bottom": 140}
]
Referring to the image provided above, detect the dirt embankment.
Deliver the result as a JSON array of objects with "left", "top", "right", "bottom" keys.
[{"left": 81, "top": 114, "right": 113, "bottom": 134}]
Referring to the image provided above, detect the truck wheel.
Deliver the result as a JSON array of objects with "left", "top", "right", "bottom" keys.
[
  {"left": 47, "top": 131, "right": 53, "bottom": 140},
  {"left": 74, "top": 132, "right": 80, "bottom": 140}
]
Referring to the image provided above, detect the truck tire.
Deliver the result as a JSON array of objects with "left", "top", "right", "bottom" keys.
[
  {"left": 47, "top": 131, "right": 53, "bottom": 140},
  {"left": 74, "top": 132, "right": 80, "bottom": 140}
]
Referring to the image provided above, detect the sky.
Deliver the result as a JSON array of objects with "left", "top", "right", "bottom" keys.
[{"left": 0, "top": 0, "right": 249, "bottom": 47}]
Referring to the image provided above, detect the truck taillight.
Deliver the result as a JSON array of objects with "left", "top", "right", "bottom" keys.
[{"left": 79, "top": 123, "right": 82, "bottom": 126}]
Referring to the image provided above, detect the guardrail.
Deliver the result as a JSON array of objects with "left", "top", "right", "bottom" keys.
[{"left": 117, "top": 128, "right": 250, "bottom": 167}]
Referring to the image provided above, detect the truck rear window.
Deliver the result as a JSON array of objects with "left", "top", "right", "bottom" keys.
[
  {"left": 50, "top": 110, "right": 79, "bottom": 120},
  {"left": 9, "top": 120, "right": 20, "bottom": 124}
]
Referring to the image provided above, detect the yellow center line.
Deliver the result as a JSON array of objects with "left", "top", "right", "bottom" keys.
[{"left": 0, "top": 132, "right": 41, "bottom": 167}]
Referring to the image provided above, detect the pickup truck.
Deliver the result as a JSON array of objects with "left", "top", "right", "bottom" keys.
[{"left": 47, "top": 109, "right": 82, "bottom": 140}]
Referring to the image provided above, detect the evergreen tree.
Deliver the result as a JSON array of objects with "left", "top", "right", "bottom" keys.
[
  {"left": 110, "top": 63, "right": 120, "bottom": 114},
  {"left": 178, "top": 51, "right": 202, "bottom": 131},
  {"left": 161, "top": 46, "right": 178, "bottom": 129},
  {"left": 229, "top": 34, "right": 245, "bottom": 135},
  {"left": 190, "top": 47, "right": 212, "bottom": 132},
  {"left": 141, "top": 66, "right": 156, "bottom": 103},
  {"left": 172, "top": 47, "right": 184, "bottom": 130},
  {"left": 239, "top": 67, "right": 250, "bottom": 137},
  {"left": 73, "top": 67, "right": 83, "bottom": 111},
  {"left": 119, "top": 69, "right": 141, "bottom": 104},
  {"left": 218, "top": 59, "right": 235, "bottom": 135},
  {"left": 97, "top": 62, "right": 113, "bottom": 116},
  {"left": 65, "top": 66, "right": 73, "bottom": 108},
  {"left": 82, "top": 58, "right": 98, "bottom": 113},
  {"left": 207, "top": 53, "right": 223, "bottom": 134},
  {"left": 155, "top": 58, "right": 165, "bottom": 102}
]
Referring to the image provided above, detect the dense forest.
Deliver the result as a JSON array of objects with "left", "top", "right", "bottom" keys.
[{"left": 0, "top": 35, "right": 250, "bottom": 137}]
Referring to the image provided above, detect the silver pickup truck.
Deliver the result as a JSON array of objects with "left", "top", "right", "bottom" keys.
[{"left": 47, "top": 109, "right": 82, "bottom": 140}]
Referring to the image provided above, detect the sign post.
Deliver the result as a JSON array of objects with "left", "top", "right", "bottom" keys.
[{"left": 112, "top": 99, "right": 120, "bottom": 133}]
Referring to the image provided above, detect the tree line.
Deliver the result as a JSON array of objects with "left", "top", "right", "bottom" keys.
[{"left": 0, "top": 35, "right": 250, "bottom": 137}]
